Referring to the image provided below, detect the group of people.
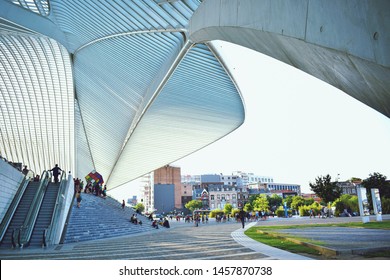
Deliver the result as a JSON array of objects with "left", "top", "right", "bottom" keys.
[
  {"left": 83, "top": 181, "right": 107, "bottom": 198},
  {"left": 20, "top": 164, "right": 60, "bottom": 182},
  {"left": 151, "top": 218, "right": 170, "bottom": 229},
  {"left": 130, "top": 214, "right": 142, "bottom": 225}
]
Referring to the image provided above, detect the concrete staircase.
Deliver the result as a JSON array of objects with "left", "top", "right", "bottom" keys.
[{"left": 63, "top": 194, "right": 154, "bottom": 243}]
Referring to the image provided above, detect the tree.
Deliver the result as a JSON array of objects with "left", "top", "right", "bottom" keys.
[
  {"left": 282, "top": 195, "right": 293, "bottom": 208},
  {"left": 362, "top": 172, "right": 390, "bottom": 198},
  {"left": 185, "top": 200, "right": 203, "bottom": 212},
  {"left": 224, "top": 203, "right": 233, "bottom": 214},
  {"left": 252, "top": 194, "right": 269, "bottom": 211},
  {"left": 248, "top": 194, "right": 260, "bottom": 205},
  {"left": 243, "top": 203, "right": 253, "bottom": 213},
  {"left": 309, "top": 174, "right": 342, "bottom": 204},
  {"left": 291, "top": 196, "right": 305, "bottom": 210},
  {"left": 304, "top": 197, "right": 315, "bottom": 206},
  {"left": 134, "top": 203, "right": 145, "bottom": 213},
  {"left": 267, "top": 194, "right": 283, "bottom": 210}
]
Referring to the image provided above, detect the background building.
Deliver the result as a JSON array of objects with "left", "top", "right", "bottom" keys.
[
  {"left": 153, "top": 165, "right": 182, "bottom": 210},
  {"left": 140, "top": 173, "right": 154, "bottom": 213},
  {"left": 127, "top": 196, "right": 138, "bottom": 206},
  {"left": 337, "top": 181, "right": 358, "bottom": 195},
  {"left": 153, "top": 184, "right": 175, "bottom": 214}
]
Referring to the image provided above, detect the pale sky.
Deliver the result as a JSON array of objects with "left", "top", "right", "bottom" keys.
[{"left": 109, "top": 40, "right": 390, "bottom": 201}]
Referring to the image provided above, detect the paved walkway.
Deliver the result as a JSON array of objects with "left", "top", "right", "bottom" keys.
[
  {"left": 0, "top": 215, "right": 388, "bottom": 260},
  {"left": 0, "top": 221, "right": 269, "bottom": 260}
]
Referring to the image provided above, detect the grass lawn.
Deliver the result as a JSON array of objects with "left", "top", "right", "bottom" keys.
[
  {"left": 244, "top": 220, "right": 390, "bottom": 259},
  {"left": 244, "top": 226, "right": 323, "bottom": 256},
  {"left": 252, "top": 220, "right": 390, "bottom": 231}
]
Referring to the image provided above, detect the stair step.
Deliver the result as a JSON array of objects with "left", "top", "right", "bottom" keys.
[{"left": 63, "top": 194, "right": 153, "bottom": 244}]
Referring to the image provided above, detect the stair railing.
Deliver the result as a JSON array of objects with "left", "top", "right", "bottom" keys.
[
  {"left": 43, "top": 171, "right": 69, "bottom": 247},
  {"left": 18, "top": 170, "right": 51, "bottom": 248},
  {"left": 0, "top": 175, "right": 30, "bottom": 244}
]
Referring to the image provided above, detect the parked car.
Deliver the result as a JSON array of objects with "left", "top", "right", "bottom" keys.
[{"left": 152, "top": 213, "right": 165, "bottom": 220}]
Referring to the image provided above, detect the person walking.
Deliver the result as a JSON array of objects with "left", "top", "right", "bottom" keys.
[
  {"left": 122, "top": 200, "right": 125, "bottom": 209},
  {"left": 239, "top": 208, "right": 246, "bottom": 229},
  {"left": 22, "top": 165, "right": 29, "bottom": 176},
  {"left": 50, "top": 164, "right": 62, "bottom": 183},
  {"left": 76, "top": 190, "right": 82, "bottom": 208}
]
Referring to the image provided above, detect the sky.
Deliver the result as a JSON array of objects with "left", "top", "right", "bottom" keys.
[{"left": 109, "top": 40, "right": 390, "bottom": 201}]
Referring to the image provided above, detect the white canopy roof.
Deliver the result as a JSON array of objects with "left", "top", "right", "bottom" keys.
[{"left": 0, "top": 0, "right": 245, "bottom": 188}]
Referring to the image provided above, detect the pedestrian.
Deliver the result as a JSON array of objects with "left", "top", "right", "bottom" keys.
[
  {"left": 309, "top": 208, "right": 314, "bottom": 218},
  {"left": 74, "top": 178, "right": 80, "bottom": 192},
  {"left": 194, "top": 213, "right": 200, "bottom": 227},
  {"left": 50, "top": 164, "right": 62, "bottom": 183},
  {"left": 122, "top": 200, "right": 125, "bottom": 209},
  {"left": 76, "top": 190, "right": 82, "bottom": 208},
  {"left": 22, "top": 165, "right": 29, "bottom": 176},
  {"left": 239, "top": 208, "right": 246, "bottom": 229}
]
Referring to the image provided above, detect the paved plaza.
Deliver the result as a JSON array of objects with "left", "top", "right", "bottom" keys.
[{"left": 0, "top": 215, "right": 389, "bottom": 260}]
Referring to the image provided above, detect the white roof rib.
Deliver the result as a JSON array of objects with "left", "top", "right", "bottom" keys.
[{"left": 0, "top": 33, "right": 74, "bottom": 174}]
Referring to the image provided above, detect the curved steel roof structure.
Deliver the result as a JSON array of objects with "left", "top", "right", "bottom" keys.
[{"left": 0, "top": 0, "right": 245, "bottom": 189}]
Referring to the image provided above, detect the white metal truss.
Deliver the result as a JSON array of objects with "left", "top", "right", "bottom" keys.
[{"left": 0, "top": 0, "right": 245, "bottom": 189}]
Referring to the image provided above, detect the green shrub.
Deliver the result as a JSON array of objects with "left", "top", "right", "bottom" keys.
[
  {"left": 332, "top": 194, "right": 359, "bottom": 216},
  {"left": 298, "top": 204, "right": 322, "bottom": 216},
  {"left": 209, "top": 210, "right": 224, "bottom": 218},
  {"left": 381, "top": 197, "right": 390, "bottom": 214},
  {"left": 275, "top": 206, "right": 292, "bottom": 217}
]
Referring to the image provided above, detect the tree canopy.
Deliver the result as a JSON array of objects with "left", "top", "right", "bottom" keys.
[
  {"left": 252, "top": 194, "right": 269, "bottom": 211},
  {"left": 309, "top": 174, "right": 342, "bottom": 203},
  {"left": 134, "top": 203, "right": 145, "bottom": 213},
  {"left": 185, "top": 200, "right": 203, "bottom": 212},
  {"left": 223, "top": 203, "right": 233, "bottom": 214},
  {"left": 267, "top": 194, "right": 283, "bottom": 210},
  {"left": 362, "top": 172, "right": 390, "bottom": 198},
  {"left": 243, "top": 203, "right": 253, "bottom": 213},
  {"left": 291, "top": 196, "right": 306, "bottom": 210}
]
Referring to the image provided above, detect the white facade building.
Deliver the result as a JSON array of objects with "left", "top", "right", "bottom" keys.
[{"left": 222, "top": 171, "right": 274, "bottom": 187}]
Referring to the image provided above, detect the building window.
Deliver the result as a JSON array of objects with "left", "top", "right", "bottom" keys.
[
  {"left": 211, "top": 195, "right": 215, "bottom": 200},
  {"left": 217, "top": 194, "right": 220, "bottom": 199},
  {"left": 232, "top": 194, "right": 236, "bottom": 199}
]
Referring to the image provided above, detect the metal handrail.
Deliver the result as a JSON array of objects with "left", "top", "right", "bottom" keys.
[
  {"left": 19, "top": 170, "right": 52, "bottom": 247},
  {"left": 43, "top": 171, "right": 67, "bottom": 247},
  {"left": 11, "top": 228, "right": 17, "bottom": 248},
  {"left": 59, "top": 190, "right": 76, "bottom": 244},
  {"left": 42, "top": 229, "right": 47, "bottom": 248},
  {"left": 0, "top": 176, "right": 30, "bottom": 243}
]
